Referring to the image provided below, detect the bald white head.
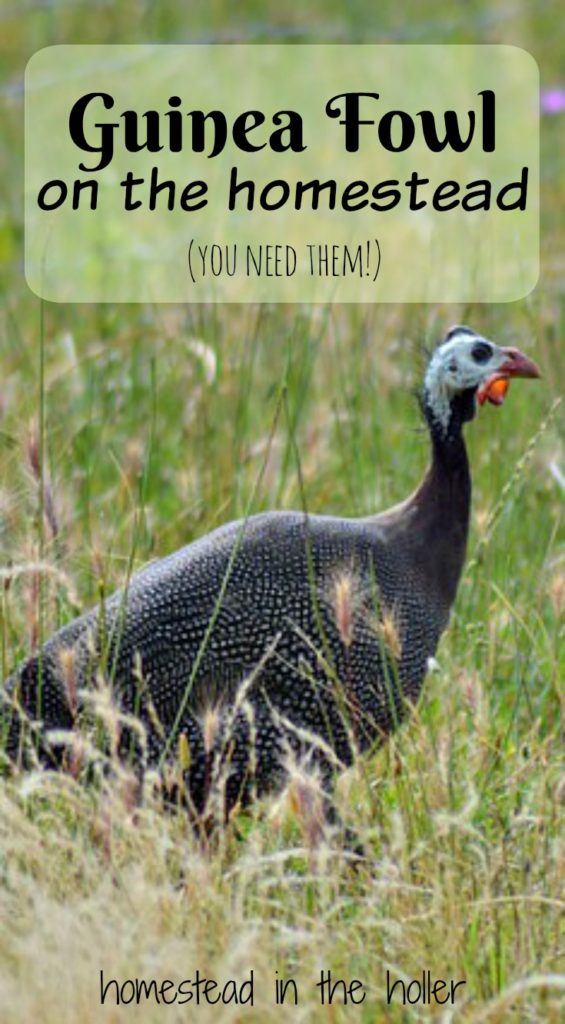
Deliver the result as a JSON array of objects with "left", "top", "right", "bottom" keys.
[{"left": 423, "top": 326, "right": 539, "bottom": 435}]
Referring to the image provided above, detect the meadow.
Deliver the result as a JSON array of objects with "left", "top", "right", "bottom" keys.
[{"left": 0, "top": 2, "right": 563, "bottom": 1021}]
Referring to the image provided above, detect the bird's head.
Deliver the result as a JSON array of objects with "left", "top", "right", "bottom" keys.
[{"left": 423, "top": 326, "right": 541, "bottom": 436}]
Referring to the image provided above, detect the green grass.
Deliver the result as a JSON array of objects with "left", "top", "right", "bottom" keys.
[{"left": 1, "top": 2, "right": 564, "bottom": 1022}]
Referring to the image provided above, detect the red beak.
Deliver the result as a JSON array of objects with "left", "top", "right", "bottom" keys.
[
  {"left": 477, "top": 347, "right": 541, "bottom": 407},
  {"left": 497, "top": 347, "right": 541, "bottom": 380}
]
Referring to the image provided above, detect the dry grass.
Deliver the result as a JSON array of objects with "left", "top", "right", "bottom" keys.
[
  {"left": 0, "top": 670, "right": 562, "bottom": 1022},
  {"left": 0, "top": 296, "right": 562, "bottom": 1022},
  {"left": 1, "top": 1, "right": 564, "bottom": 1021}
]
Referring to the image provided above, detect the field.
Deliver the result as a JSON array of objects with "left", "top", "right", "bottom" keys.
[{"left": 0, "top": 2, "right": 563, "bottom": 1022}]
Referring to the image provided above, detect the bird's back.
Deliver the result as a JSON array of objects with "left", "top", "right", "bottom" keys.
[{"left": 3, "top": 509, "right": 448, "bottom": 811}]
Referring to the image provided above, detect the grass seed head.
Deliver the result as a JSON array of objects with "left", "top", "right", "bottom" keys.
[
  {"left": 287, "top": 770, "right": 327, "bottom": 849},
  {"left": 330, "top": 569, "right": 361, "bottom": 647},
  {"left": 203, "top": 707, "right": 221, "bottom": 754},
  {"left": 548, "top": 568, "right": 564, "bottom": 617},
  {"left": 58, "top": 646, "right": 78, "bottom": 719},
  {"left": 178, "top": 731, "right": 191, "bottom": 771},
  {"left": 369, "top": 605, "right": 402, "bottom": 662}
]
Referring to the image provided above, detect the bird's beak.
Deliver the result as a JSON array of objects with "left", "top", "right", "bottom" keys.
[
  {"left": 497, "top": 347, "right": 542, "bottom": 380},
  {"left": 477, "top": 347, "right": 541, "bottom": 406}
]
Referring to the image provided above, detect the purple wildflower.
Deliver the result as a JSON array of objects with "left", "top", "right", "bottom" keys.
[{"left": 541, "top": 87, "right": 565, "bottom": 114}]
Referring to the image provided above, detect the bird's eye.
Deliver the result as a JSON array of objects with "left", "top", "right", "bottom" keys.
[{"left": 471, "top": 341, "right": 492, "bottom": 363}]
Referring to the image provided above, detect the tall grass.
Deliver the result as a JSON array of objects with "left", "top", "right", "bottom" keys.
[
  {"left": 1, "top": 2, "right": 564, "bottom": 1021},
  {"left": 0, "top": 298, "right": 562, "bottom": 1022}
]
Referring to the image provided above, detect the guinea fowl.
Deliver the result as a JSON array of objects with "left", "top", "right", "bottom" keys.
[{"left": 1, "top": 327, "right": 540, "bottom": 834}]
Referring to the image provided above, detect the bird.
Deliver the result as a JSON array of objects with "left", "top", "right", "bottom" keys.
[{"left": 1, "top": 326, "right": 540, "bottom": 837}]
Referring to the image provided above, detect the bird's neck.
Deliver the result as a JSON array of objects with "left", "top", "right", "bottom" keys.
[
  {"left": 370, "top": 390, "right": 474, "bottom": 612},
  {"left": 413, "top": 393, "right": 472, "bottom": 607},
  {"left": 421, "top": 426, "right": 471, "bottom": 530}
]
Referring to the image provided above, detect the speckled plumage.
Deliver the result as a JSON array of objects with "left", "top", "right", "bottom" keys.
[
  {"left": 3, "top": 508, "right": 449, "bottom": 809},
  {"left": 2, "top": 328, "right": 539, "bottom": 829}
]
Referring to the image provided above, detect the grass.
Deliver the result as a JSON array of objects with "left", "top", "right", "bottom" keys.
[
  {"left": 1, "top": 2, "right": 564, "bottom": 1022},
  {"left": 0, "top": 300, "right": 562, "bottom": 1023}
]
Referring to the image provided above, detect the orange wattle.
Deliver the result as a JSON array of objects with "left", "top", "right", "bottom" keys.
[{"left": 477, "top": 376, "right": 511, "bottom": 407}]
